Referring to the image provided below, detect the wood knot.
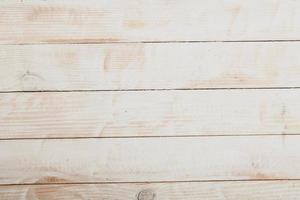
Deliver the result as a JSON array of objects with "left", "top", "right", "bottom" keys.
[
  {"left": 137, "top": 189, "right": 156, "bottom": 200},
  {"left": 20, "top": 71, "right": 44, "bottom": 90}
]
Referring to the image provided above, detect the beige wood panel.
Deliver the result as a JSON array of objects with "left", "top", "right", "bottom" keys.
[
  {"left": 1, "top": 0, "right": 300, "bottom": 44},
  {"left": 1, "top": 89, "right": 300, "bottom": 139},
  {"left": 1, "top": 181, "right": 300, "bottom": 200},
  {"left": 2, "top": 42, "right": 300, "bottom": 92},
  {"left": 1, "top": 136, "right": 300, "bottom": 184}
]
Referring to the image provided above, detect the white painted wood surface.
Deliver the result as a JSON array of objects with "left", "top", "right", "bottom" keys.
[
  {"left": 1, "top": 89, "right": 299, "bottom": 139},
  {"left": 1, "top": 42, "right": 300, "bottom": 91},
  {"left": 1, "top": 181, "right": 300, "bottom": 200},
  {"left": 1, "top": 0, "right": 300, "bottom": 198},
  {"left": 1, "top": 0, "right": 300, "bottom": 44},
  {"left": 1, "top": 136, "right": 300, "bottom": 185}
]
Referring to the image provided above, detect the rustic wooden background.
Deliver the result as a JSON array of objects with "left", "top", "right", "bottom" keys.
[{"left": 1, "top": 0, "right": 300, "bottom": 199}]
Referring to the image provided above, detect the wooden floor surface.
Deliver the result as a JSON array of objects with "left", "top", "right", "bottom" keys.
[{"left": 1, "top": 0, "right": 300, "bottom": 199}]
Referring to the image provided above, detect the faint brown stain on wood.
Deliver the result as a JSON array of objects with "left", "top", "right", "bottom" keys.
[
  {"left": 3, "top": 93, "right": 59, "bottom": 120},
  {"left": 26, "top": 5, "right": 104, "bottom": 24},
  {"left": 226, "top": 5, "right": 241, "bottom": 32},
  {"left": 232, "top": 159, "right": 280, "bottom": 180},
  {"left": 124, "top": 20, "right": 146, "bottom": 29},
  {"left": 103, "top": 50, "right": 111, "bottom": 71},
  {"left": 65, "top": 51, "right": 77, "bottom": 61},
  {"left": 128, "top": 121, "right": 148, "bottom": 128},
  {"left": 35, "top": 176, "right": 68, "bottom": 184},
  {"left": 27, "top": 6, "right": 64, "bottom": 21},
  {"left": 187, "top": 72, "right": 258, "bottom": 88},
  {"left": 26, "top": 185, "right": 84, "bottom": 200},
  {"left": 103, "top": 44, "right": 145, "bottom": 71},
  {"left": 230, "top": 5, "right": 241, "bottom": 17},
  {"left": 232, "top": 159, "right": 277, "bottom": 179},
  {"left": 233, "top": 171, "right": 275, "bottom": 180},
  {"left": 56, "top": 50, "right": 78, "bottom": 65},
  {"left": 251, "top": 172, "right": 272, "bottom": 179}
]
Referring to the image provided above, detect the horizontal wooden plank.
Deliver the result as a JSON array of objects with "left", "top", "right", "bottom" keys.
[
  {"left": 1, "top": 90, "right": 300, "bottom": 139},
  {"left": 1, "top": 181, "right": 300, "bottom": 200},
  {"left": 1, "top": 136, "right": 300, "bottom": 184},
  {"left": 2, "top": 42, "right": 300, "bottom": 91},
  {"left": 1, "top": 0, "right": 300, "bottom": 43}
]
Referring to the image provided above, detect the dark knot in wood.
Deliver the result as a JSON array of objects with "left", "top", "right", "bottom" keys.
[{"left": 137, "top": 189, "right": 156, "bottom": 200}]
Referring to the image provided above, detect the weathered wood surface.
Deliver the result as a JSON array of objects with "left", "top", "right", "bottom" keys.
[
  {"left": 1, "top": 181, "right": 300, "bottom": 200},
  {"left": 1, "top": 89, "right": 299, "bottom": 139},
  {"left": 1, "top": 0, "right": 300, "bottom": 44},
  {"left": 1, "top": 42, "right": 300, "bottom": 91},
  {"left": 1, "top": 0, "right": 300, "bottom": 198},
  {"left": 1, "top": 136, "right": 300, "bottom": 184}
]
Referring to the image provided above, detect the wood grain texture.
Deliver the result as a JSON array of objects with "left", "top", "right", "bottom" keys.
[
  {"left": 1, "top": 0, "right": 300, "bottom": 44},
  {"left": 1, "top": 89, "right": 300, "bottom": 139},
  {"left": 1, "top": 136, "right": 300, "bottom": 184},
  {"left": 2, "top": 42, "right": 300, "bottom": 91},
  {"left": 1, "top": 181, "right": 300, "bottom": 200},
  {"left": 2, "top": 0, "right": 300, "bottom": 198}
]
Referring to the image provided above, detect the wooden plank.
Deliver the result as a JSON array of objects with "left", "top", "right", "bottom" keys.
[
  {"left": 1, "top": 0, "right": 300, "bottom": 44},
  {"left": 1, "top": 136, "right": 300, "bottom": 184},
  {"left": 1, "top": 89, "right": 300, "bottom": 139},
  {"left": 2, "top": 42, "right": 300, "bottom": 92},
  {"left": 1, "top": 181, "right": 300, "bottom": 200}
]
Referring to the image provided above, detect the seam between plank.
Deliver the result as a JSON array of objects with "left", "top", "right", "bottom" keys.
[
  {"left": 0, "top": 133, "right": 298, "bottom": 141},
  {"left": 1, "top": 87, "right": 300, "bottom": 94},
  {"left": 1, "top": 179, "right": 300, "bottom": 187},
  {"left": 3, "top": 39, "right": 300, "bottom": 45}
]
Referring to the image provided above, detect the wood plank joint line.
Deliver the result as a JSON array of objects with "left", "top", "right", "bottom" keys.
[
  {"left": 0, "top": 134, "right": 299, "bottom": 141},
  {"left": 3, "top": 40, "right": 300, "bottom": 46},
  {"left": 2, "top": 87, "right": 300, "bottom": 94},
  {"left": 2, "top": 179, "right": 300, "bottom": 187}
]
